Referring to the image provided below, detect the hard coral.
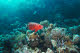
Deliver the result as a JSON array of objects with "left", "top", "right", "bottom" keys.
[
  {"left": 73, "top": 34, "right": 80, "bottom": 42},
  {"left": 57, "top": 47, "right": 70, "bottom": 53},
  {"left": 64, "top": 40, "right": 74, "bottom": 48},
  {"left": 15, "top": 33, "right": 26, "bottom": 41},
  {"left": 46, "top": 48, "right": 54, "bottom": 53},
  {"left": 50, "top": 27, "right": 67, "bottom": 40},
  {"left": 69, "top": 48, "right": 79, "bottom": 53},
  {"left": 51, "top": 40, "right": 57, "bottom": 47},
  {"left": 69, "top": 25, "right": 80, "bottom": 35},
  {"left": 29, "top": 32, "right": 39, "bottom": 40},
  {"left": 52, "top": 27, "right": 66, "bottom": 36},
  {"left": 29, "top": 40, "right": 39, "bottom": 49},
  {"left": 40, "top": 20, "right": 49, "bottom": 27},
  {"left": 6, "top": 20, "right": 80, "bottom": 53}
]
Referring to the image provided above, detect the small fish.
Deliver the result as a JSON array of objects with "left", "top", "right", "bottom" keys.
[{"left": 28, "top": 22, "right": 43, "bottom": 32}]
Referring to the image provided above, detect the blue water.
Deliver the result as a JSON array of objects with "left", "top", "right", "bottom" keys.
[
  {"left": 0, "top": 0, "right": 80, "bottom": 53},
  {"left": 0, "top": 0, "right": 80, "bottom": 34}
]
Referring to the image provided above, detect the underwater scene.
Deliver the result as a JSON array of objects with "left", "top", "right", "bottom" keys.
[{"left": 0, "top": 0, "right": 80, "bottom": 53}]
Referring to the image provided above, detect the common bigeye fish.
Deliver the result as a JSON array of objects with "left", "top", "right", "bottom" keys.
[{"left": 28, "top": 22, "right": 43, "bottom": 32}]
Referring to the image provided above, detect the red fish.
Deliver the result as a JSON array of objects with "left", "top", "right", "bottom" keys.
[{"left": 28, "top": 22, "right": 43, "bottom": 32}]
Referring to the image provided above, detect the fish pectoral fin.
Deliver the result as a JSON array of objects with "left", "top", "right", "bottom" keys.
[{"left": 35, "top": 29, "right": 38, "bottom": 32}]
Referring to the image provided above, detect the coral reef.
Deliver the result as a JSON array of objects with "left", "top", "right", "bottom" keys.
[
  {"left": 69, "top": 25, "right": 80, "bottom": 35},
  {"left": 0, "top": 20, "right": 80, "bottom": 53}
]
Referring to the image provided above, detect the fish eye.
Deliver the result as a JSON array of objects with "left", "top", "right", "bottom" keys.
[{"left": 39, "top": 25, "right": 41, "bottom": 27}]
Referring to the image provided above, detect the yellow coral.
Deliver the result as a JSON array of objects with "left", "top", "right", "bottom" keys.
[
  {"left": 49, "top": 23, "right": 53, "bottom": 29},
  {"left": 29, "top": 32, "right": 38, "bottom": 40},
  {"left": 64, "top": 40, "right": 73, "bottom": 48}
]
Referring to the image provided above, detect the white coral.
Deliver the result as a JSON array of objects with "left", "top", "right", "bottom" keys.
[
  {"left": 46, "top": 48, "right": 54, "bottom": 53},
  {"left": 51, "top": 27, "right": 66, "bottom": 36}
]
